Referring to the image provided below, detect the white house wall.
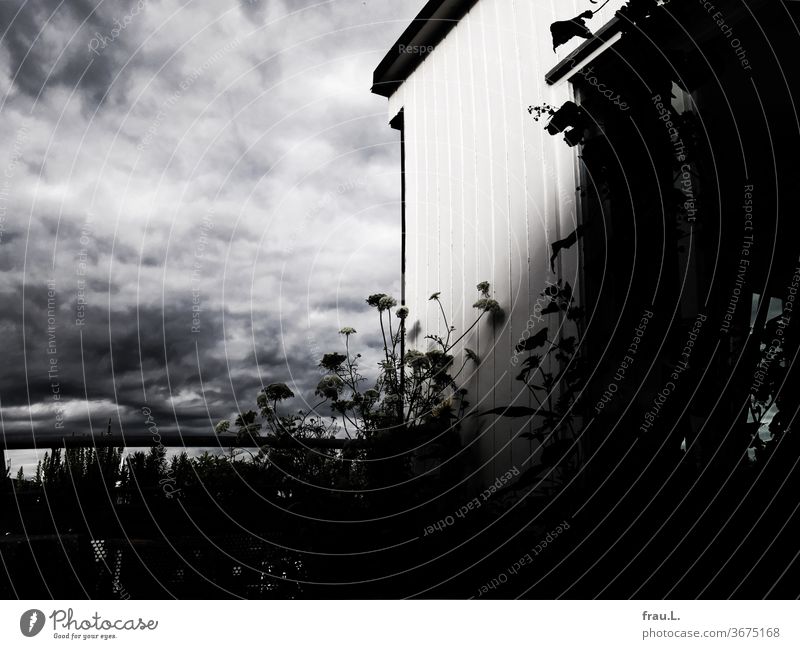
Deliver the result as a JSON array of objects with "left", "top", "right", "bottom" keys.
[{"left": 387, "top": 0, "right": 624, "bottom": 488}]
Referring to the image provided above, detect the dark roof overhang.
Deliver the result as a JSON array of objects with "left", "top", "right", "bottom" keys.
[{"left": 371, "top": 0, "right": 479, "bottom": 98}]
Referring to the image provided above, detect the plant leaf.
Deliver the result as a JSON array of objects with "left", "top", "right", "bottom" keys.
[
  {"left": 515, "top": 328, "right": 549, "bottom": 353},
  {"left": 522, "top": 355, "right": 542, "bottom": 369},
  {"left": 541, "top": 302, "right": 560, "bottom": 316},
  {"left": 465, "top": 348, "right": 480, "bottom": 363},
  {"left": 550, "top": 225, "right": 585, "bottom": 272}
]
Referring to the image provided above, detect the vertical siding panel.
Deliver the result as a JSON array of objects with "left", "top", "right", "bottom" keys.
[
  {"left": 505, "top": 0, "right": 533, "bottom": 472},
  {"left": 407, "top": 73, "right": 422, "bottom": 349},
  {"left": 401, "top": 81, "right": 414, "bottom": 340},
  {"left": 430, "top": 57, "right": 443, "bottom": 346},
  {"left": 434, "top": 48, "right": 452, "bottom": 355},
  {"left": 445, "top": 27, "right": 469, "bottom": 477},
  {"left": 421, "top": 60, "right": 433, "bottom": 343},
  {"left": 458, "top": 16, "right": 481, "bottom": 485},
  {"left": 484, "top": 0, "right": 513, "bottom": 478},
  {"left": 470, "top": 1, "right": 498, "bottom": 486},
  {"left": 451, "top": 27, "right": 465, "bottom": 359},
  {"left": 517, "top": 0, "right": 541, "bottom": 471},
  {"left": 442, "top": 30, "right": 463, "bottom": 380},
  {"left": 386, "top": 0, "right": 617, "bottom": 488},
  {"left": 428, "top": 58, "right": 442, "bottom": 345},
  {"left": 411, "top": 61, "right": 424, "bottom": 343},
  {"left": 541, "top": 1, "right": 574, "bottom": 474},
  {"left": 520, "top": 1, "right": 553, "bottom": 470}
]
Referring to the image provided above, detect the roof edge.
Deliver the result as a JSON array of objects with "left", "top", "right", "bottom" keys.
[
  {"left": 545, "top": 18, "right": 623, "bottom": 85},
  {"left": 371, "top": 0, "right": 479, "bottom": 98}
]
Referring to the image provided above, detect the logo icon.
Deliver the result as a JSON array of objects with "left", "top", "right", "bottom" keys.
[{"left": 20, "top": 609, "right": 45, "bottom": 637}]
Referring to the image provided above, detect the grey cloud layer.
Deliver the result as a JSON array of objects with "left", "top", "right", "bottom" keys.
[{"left": 0, "top": 0, "right": 423, "bottom": 442}]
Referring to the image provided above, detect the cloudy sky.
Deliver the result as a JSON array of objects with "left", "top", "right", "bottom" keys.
[{"left": 0, "top": 0, "right": 425, "bottom": 456}]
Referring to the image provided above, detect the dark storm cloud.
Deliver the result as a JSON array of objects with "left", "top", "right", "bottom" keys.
[
  {"left": 0, "top": 0, "right": 137, "bottom": 106},
  {"left": 0, "top": 281, "right": 320, "bottom": 438},
  {"left": 0, "top": 0, "right": 423, "bottom": 453}
]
